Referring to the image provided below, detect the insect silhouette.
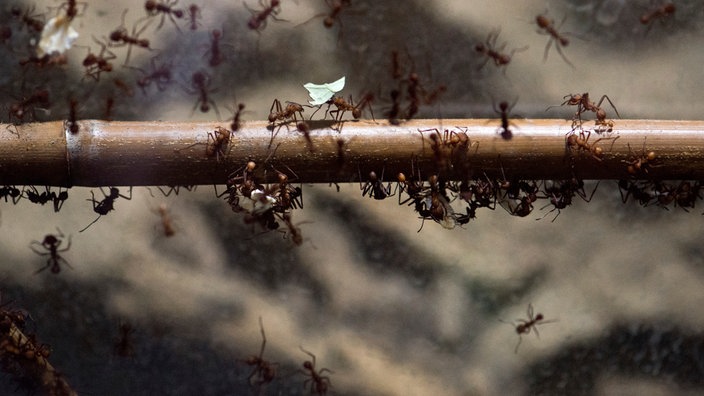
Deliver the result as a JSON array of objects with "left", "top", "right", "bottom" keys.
[
  {"left": 58, "top": 0, "right": 86, "bottom": 21},
  {"left": 65, "top": 98, "right": 80, "bottom": 134},
  {"left": 475, "top": 30, "right": 527, "bottom": 73},
  {"left": 503, "top": 303, "right": 555, "bottom": 353},
  {"left": 299, "top": 346, "right": 333, "bottom": 396},
  {"left": 0, "top": 186, "right": 22, "bottom": 204},
  {"left": 241, "top": 317, "right": 278, "bottom": 388},
  {"left": 535, "top": 13, "right": 574, "bottom": 68},
  {"left": 108, "top": 10, "right": 153, "bottom": 66},
  {"left": 132, "top": 56, "right": 173, "bottom": 94},
  {"left": 229, "top": 102, "right": 246, "bottom": 132},
  {"left": 145, "top": 0, "right": 184, "bottom": 31},
  {"left": 186, "top": 4, "right": 202, "bottom": 30},
  {"left": 24, "top": 186, "right": 52, "bottom": 205},
  {"left": 30, "top": 229, "right": 72, "bottom": 274},
  {"left": 185, "top": 70, "right": 221, "bottom": 119},
  {"left": 245, "top": 0, "right": 285, "bottom": 33},
  {"left": 80, "top": 187, "right": 133, "bottom": 232},
  {"left": 359, "top": 168, "right": 394, "bottom": 200},
  {"left": 640, "top": 2, "right": 675, "bottom": 26},
  {"left": 494, "top": 99, "right": 517, "bottom": 140}
]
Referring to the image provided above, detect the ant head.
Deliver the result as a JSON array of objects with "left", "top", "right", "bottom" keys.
[
  {"left": 51, "top": 265, "right": 61, "bottom": 274},
  {"left": 397, "top": 173, "right": 407, "bottom": 183},
  {"left": 278, "top": 173, "right": 288, "bottom": 184},
  {"left": 303, "top": 361, "right": 313, "bottom": 370},
  {"left": 536, "top": 15, "right": 550, "bottom": 28},
  {"left": 109, "top": 187, "right": 120, "bottom": 198},
  {"left": 43, "top": 235, "right": 59, "bottom": 245},
  {"left": 324, "top": 17, "right": 334, "bottom": 28},
  {"left": 174, "top": 10, "right": 185, "bottom": 18},
  {"left": 499, "top": 101, "right": 509, "bottom": 111},
  {"left": 560, "top": 37, "right": 569, "bottom": 46},
  {"left": 368, "top": 171, "right": 378, "bottom": 182},
  {"left": 246, "top": 161, "right": 256, "bottom": 172},
  {"left": 535, "top": 313, "right": 544, "bottom": 320},
  {"left": 474, "top": 43, "right": 486, "bottom": 52}
]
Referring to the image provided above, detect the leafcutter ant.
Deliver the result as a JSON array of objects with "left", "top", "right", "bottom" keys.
[
  {"left": 30, "top": 229, "right": 72, "bottom": 274},
  {"left": 131, "top": 56, "right": 173, "bottom": 94},
  {"left": 185, "top": 70, "right": 221, "bottom": 119},
  {"left": 175, "top": 126, "right": 231, "bottom": 161},
  {"left": 186, "top": 4, "right": 202, "bottom": 30},
  {"left": 494, "top": 99, "right": 517, "bottom": 140},
  {"left": 57, "top": 0, "right": 87, "bottom": 21},
  {"left": 268, "top": 99, "right": 305, "bottom": 148},
  {"left": 618, "top": 179, "right": 653, "bottom": 206},
  {"left": 557, "top": 92, "right": 620, "bottom": 132},
  {"left": 502, "top": 303, "right": 555, "bottom": 353},
  {"left": 108, "top": 10, "right": 154, "bottom": 66},
  {"left": 8, "top": 88, "right": 50, "bottom": 125},
  {"left": 565, "top": 130, "right": 619, "bottom": 162},
  {"left": 229, "top": 102, "right": 246, "bottom": 132},
  {"left": 80, "top": 187, "right": 133, "bottom": 232},
  {"left": 205, "top": 29, "right": 225, "bottom": 67},
  {"left": 623, "top": 140, "right": 659, "bottom": 176},
  {"left": 152, "top": 203, "right": 175, "bottom": 237},
  {"left": 475, "top": 29, "right": 527, "bottom": 73},
  {"left": 298, "top": 0, "right": 352, "bottom": 42},
  {"left": 145, "top": 0, "right": 184, "bottom": 31},
  {"left": 299, "top": 346, "right": 333, "bottom": 396},
  {"left": 241, "top": 317, "right": 278, "bottom": 388},
  {"left": 640, "top": 2, "right": 675, "bottom": 26},
  {"left": 245, "top": 0, "right": 285, "bottom": 33},
  {"left": 296, "top": 121, "right": 314, "bottom": 152},
  {"left": 535, "top": 13, "right": 574, "bottom": 68},
  {"left": 81, "top": 36, "right": 117, "bottom": 81}
]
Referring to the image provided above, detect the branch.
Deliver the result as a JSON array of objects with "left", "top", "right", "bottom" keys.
[{"left": 2, "top": 119, "right": 703, "bottom": 187}]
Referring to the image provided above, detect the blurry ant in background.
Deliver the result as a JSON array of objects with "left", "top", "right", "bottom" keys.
[
  {"left": 565, "top": 130, "right": 618, "bottom": 162},
  {"left": 113, "top": 321, "right": 136, "bottom": 358},
  {"left": 113, "top": 78, "right": 135, "bottom": 97},
  {"left": 11, "top": 5, "right": 45, "bottom": 33},
  {"left": 640, "top": 2, "right": 675, "bottom": 27},
  {"left": 535, "top": 13, "right": 574, "bottom": 68},
  {"left": 131, "top": 56, "right": 174, "bottom": 94},
  {"left": 81, "top": 37, "right": 117, "bottom": 81},
  {"left": 494, "top": 99, "right": 518, "bottom": 140},
  {"left": 296, "top": 121, "right": 314, "bottom": 152},
  {"left": 245, "top": 0, "right": 285, "bottom": 33},
  {"left": 474, "top": 29, "right": 528, "bottom": 74},
  {"left": 229, "top": 102, "right": 246, "bottom": 132},
  {"left": 502, "top": 303, "right": 555, "bottom": 353},
  {"left": 80, "top": 187, "right": 133, "bottom": 232},
  {"left": 186, "top": 4, "right": 202, "bottom": 30},
  {"left": 298, "top": 0, "right": 352, "bottom": 42},
  {"left": 65, "top": 98, "right": 80, "bottom": 134},
  {"left": 29, "top": 229, "right": 72, "bottom": 274},
  {"left": 185, "top": 70, "right": 221, "bottom": 119},
  {"left": 359, "top": 167, "right": 394, "bottom": 200},
  {"left": 205, "top": 29, "right": 225, "bottom": 67},
  {"left": 145, "top": 0, "right": 184, "bottom": 32},
  {"left": 8, "top": 88, "right": 51, "bottom": 125},
  {"left": 280, "top": 212, "right": 305, "bottom": 246},
  {"left": 154, "top": 203, "right": 175, "bottom": 237},
  {"left": 108, "top": 10, "right": 154, "bottom": 66},
  {"left": 241, "top": 317, "right": 278, "bottom": 389},
  {"left": 386, "top": 89, "right": 402, "bottom": 125},
  {"left": 299, "top": 346, "right": 333, "bottom": 396}
]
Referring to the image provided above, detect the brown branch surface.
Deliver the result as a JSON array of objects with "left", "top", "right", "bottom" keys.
[{"left": 1, "top": 119, "right": 703, "bottom": 186}]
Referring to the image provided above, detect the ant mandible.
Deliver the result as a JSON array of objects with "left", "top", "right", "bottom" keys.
[
  {"left": 80, "top": 187, "right": 133, "bottom": 232},
  {"left": 299, "top": 346, "right": 333, "bottom": 396},
  {"left": 503, "top": 303, "right": 555, "bottom": 353},
  {"left": 30, "top": 229, "right": 72, "bottom": 274}
]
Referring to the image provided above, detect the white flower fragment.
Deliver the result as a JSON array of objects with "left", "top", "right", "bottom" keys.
[
  {"left": 37, "top": 15, "right": 79, "bottom": 57},
  {"left": 303, "top": 76, "right": 345, "bottom": 106}
]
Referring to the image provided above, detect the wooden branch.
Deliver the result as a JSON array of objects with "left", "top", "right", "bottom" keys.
[{"left": 2, "top": 119, "right": 703, "bottom": 187}]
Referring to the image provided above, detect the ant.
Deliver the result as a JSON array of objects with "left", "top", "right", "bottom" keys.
[
  {"left": 82, "top": 36, "right": 117, "bottom": 81},
  {"left": 535, "top": 13, "right": 574, "bottom": 68},
  {"left": 113, "top": 78, "right": 135, "bottom": 97},
  {"left": 11, "top": 5, "right": 44, "bottom": 33},
  {"left": 80, "top": 187, "right": 133, "bottom": 232},
  {"left": 157, "top": 185, "right": 197, "bottom": 197},
  {"left": 558, "top": 92, "right": 620, "bottom": 131},
  {"left": 113, "top": 321, "right": 136, "bottom": 357},
  {"left": 51, "top": 187, "right": 69, "bottom": 212},
  {"left": 0, "top": 186, "right": 22, "bottom": 204},
  {"left": 503, "top": 303, "right": 554, "bottom": 353},
  {"left": 155, "top": 203, "right": 175, "bottom": 237},
  {"left": 186, "top": 4, "right": 202, "bottom": 30},
  {"left": 65, "top": 98, "right": 79, "bottom": 134},
  {"left": 185, "top": 70, "right": 221, "bottom": 119},
  {"left": 565, "top": 130, "right": 619, "bottom": 162},
  {"left": 268, "top": 99, "right": 305, "bottom": 125},
  {"left": 494, "top": 99, "right": 517, "bottom": 140},
  {"left": 57, "top": 0, "right": 87, "bottom": 21},
  {"left": 241, "top": 317, "right": 278, "bottom": 388},
  {"left": 386, "top": 89, "right": 402, "bottom": 125},
  {"left": 359, "top": 167, "right": 394, "bottom": 200},
  {"left": 475, "top": 30, "right": 528, "bottom": 73},
  {"left": 205, "top": 29, "right": 225, "bottom": 67},
  {"left": 623, "top": 140, "right": 659, "bottom": 176},
  {"left": 108, "top": 10, "right": 153, "bottom": 66},
  {"left": 280, "top": 212, "right": 304, "bottom": 245},
  {"left": 296, "top": 121, "right": 314, "bottom": 152},
  {"left": 299, "top": 346, "right": 333, "bottom": 396},
  {"left": 618, "top": 179, "right": 653, "bottom": 206},
  {"left": 29, "top": 229, "right": 72, "bottom": 274},
  {"left": 245, "top": 0, "right": 285, "bottom": 33},
  {"left": 641, "top": 2, "right": 675, "bottom": 26},
  {"left": 145, "top": 0, "right": 184, "bottom": 31},
  {"left": 131, "top": 56, "right": 173, "bottom": 94},
  {"left": 299, "top": 0, "right": 352, "bottom": 42},
  {"left": 8, "top": 88, "right": 50, "bottom": 125},
  {"left": 24, "top": 186, "right": 52, "bottom": 206}
]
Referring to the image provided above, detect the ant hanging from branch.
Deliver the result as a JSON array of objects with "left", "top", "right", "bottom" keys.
[
  {"left": 359, "top": 167, "right": 394, "bottom": 200},
  {"left": 241, "top": 317, "right": 278, "bottom": 389},
  {"left": 80, "top": 187, "right": 133, "bottom": 232},
  {"left": 29, "top": 229, "right": 72, "bottom": 274},
  {"left": 502, "top": 303, "right": 555, "bottom": 353},
  {"left": 131, "top": 56, "right": 173, "bottom": 94},
  {"left": 299, "top": 346, "right": 333, "bottom": 396},
  {"left": 0, "top": 186, "right": 22, "bottom": 204},
  {"left": 144, "top": 0, "right": 184, "bottom": 32},
  {"left": 475, "top": 29, "right": 528, "bottom": 74},
  {"left": 623, "top": 139, "right": 659, "bottom": 176},
  {"left": 535, "top": 13, "right": 575, "bottom": 68},
  {"left": 557, "top": 92, "right": 621, "bottom": 132},
  {"left": 108, "top": 10, "right": 154, "bottom": 66}
]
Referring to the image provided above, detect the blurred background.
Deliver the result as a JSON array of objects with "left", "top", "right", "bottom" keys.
[{"left": 0, "top": 0, "right": 704, "bottom": 395}]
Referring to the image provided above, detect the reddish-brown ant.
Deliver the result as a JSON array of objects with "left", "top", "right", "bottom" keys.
[
  {"left": 131, "top": 56, "right": 173, "bottom": 94},
  {"left": 268, "top": 99, "right": 305, "bottom": 125},
  {"left": 558, "top": 92, "right": 620, "bottom": 131},
  {"left": 30, "top": 229, "right": 72, "bottom": 274},
  {"left": 177, "top": 126, "right": 232, "bottom": 160},
  {"left": 503, "top": 303, "right": 555, "bottom": 353},
  {"left": 186, "top": 4, "right": 202, "bottom": 30},
  {"left": 205, "top": 29, "right": 225, "bottom": 67},
  {"left": 299, "top": 0, "right": 352, "bottom": 41},
  {"left": 82, "top": 36, "right": 117, "bottom": 81},
  {"left": 186, "top": 70, "right": 221, "bottom": 119},
  {"left": 623, "top": 140, "right": 659, "bottom": 176},
  {"left": 565, "top": 130, "right": 618, "bottom": 161},
  {"left": 535, "top": 13, "right": 574, "bottom": 68},
  {"left": 154, "top": 203, "right": 175, "bottom": 237},
  {"left": 475, "top": 30, "right": 527, "bottom": 73},
  {"left": 245, "top": 0, "right": 285, "bottom": 33},
  {"left": 241, "top": 317, "right": 278, "bottom": 388},
  {"left": 145, "top": 0, "right": 184, "bottom": 31},
  {"left": 299, "top": 346, "right": 333, "bottom": 396},
  {"left": 229, "top": 102, "right": 246, "bottom": 132},
  {"left": 11, "top": 5, "right": 44, "bottom": 33},
  {"left": 108, "top": 10, "right": 153, "bottom": 66},
  {"left": 640, "top": 2, "right": 675, "bottom": 26},
  {"left": 113, "top": 321, "right": 136, "bottom": 357},
  {"left": 80, "top": 187, "right": 133, "bottom": 232},
  {"left": 8, "top": 88, "right": 50, "bottom": 124}
]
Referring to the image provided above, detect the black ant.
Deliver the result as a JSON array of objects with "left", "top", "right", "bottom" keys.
[
  {"left": 245, "top": 0, "right": 285, "bottom": 33},
  {"left": 185, "top": 70, "right": 221, "bottom": 119},
  {"left": 29, "top": 229, "right": 72, "bottom": 274},
  {"left": 24, "top": 186, "right": 52, "bottom": 206},
  {"left": 51, "top": 187, "right": 69, "bottom": 213},
  {"left": 145, "top": 0, "right": 184, "bottom": 31},
  {"left": 65, "top": 98, "right": 79, "bottom": 134},
  {"left": 641, "top": 2, "right": 675, "bottom": 26},
  {"left": 299, "top": 346, "right": 333, "bottom": 396},
  {"left": 0, "top": 186, "right": 22, "bottom": 204},
  {"left": 108, "top": 10, "right": 153, "bottom": 66},
  {"left": 80, "top": 187, "right": 133, "bottom": 232},
  {"left": 186, "top": 4, "right": 201, "bottom": 30},
  {"left": 475, "top": 30, "right": 527, "bottom": 73},
  {"left": 494, "top": 99, "right": 517, "bottom": 140},
  {"left": 503, "top": 303, "right": 555, "bottom": 353},
  {"left": 359, "top": 167, "right": 394, "bottom": 200},
  {"left": 241, "top": 317, "right": 278, "bottom": 388},
  {"left": 229, "top": 102, "right": 246, "bottom": 132},
  {"left": 131, "top": 56, "right": 173, "bottom": 94},
  {"left": 205, "top": 29, "right": 225, "bottom": 67},
  {"left": 535, "top": 13, "right": 574, "bottom": 68},
  {"left": 81, "top": 36, "right": 117, "bottom": 81},
  {"left": 618, "top": 179, "right": 653, "bottom": 206}
]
